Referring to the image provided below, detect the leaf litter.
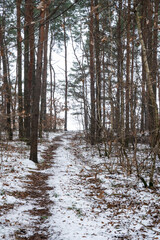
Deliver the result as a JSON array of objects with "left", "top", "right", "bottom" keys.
[{"left": 0, "top": 131, "right": 160, "bottom": 239}]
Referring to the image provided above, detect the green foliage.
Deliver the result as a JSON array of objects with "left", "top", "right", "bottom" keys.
[{"left": 69, "top": 61, "right": 88, "bottom": 99}]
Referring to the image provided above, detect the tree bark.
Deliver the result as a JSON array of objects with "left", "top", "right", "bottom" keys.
[
  {"left": 30, "top": 1, "right": 45, "bottom": 163},
  {"left": 39, "top": 5, "right": 49, "bottom": 137},
  {"left": 130, "top": 19, "right": 135, "bottom": 135},
  {"left": 135, "top": 3, "right": 159, "bottom": 187},
  {"left": 117, "top": 0, "right": 124, "bottom": 144},
  {"left": 102, "top": 47, "right": 105, "bottom": 129},
  {"left": 49, "top": 33, "right": 57, "bottom": 131},
  {"left": 24, "top": 0, "right": 31, "bottom": 141},
  {"left": 63, "top": 16, "right": 68, "bottom": 132},
  {"left": 152, "top": 0, "right": 158, "bottom": 100},
  {"left": 125, "top": 0, "right": 131, "bottom": 146},
  {"left": 136, "top": 5, "right": 159, "bottom": 142},
  {"left": 16, "top": 0, "right": 24, "bottom": 139},
  {"left": 89, "top": 0, "right": 95, "bottom": 144},
  {"left": 0, "top": 17, "right": 13, "bottom": 140},
  {"left": 94, "top": 0, "right": 101, "bottom": 141}
]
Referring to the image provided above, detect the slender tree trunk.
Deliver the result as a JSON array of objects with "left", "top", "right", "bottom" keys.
[
  {"left": 146, "top": 0, "right": 155, "bottom": 136},
  {"left": 63, "top": 16, "right": 68, "bottom": 131},
  {"left": 24, "top": 0, "right": 30, "bottom": 141},
  {"left": 28, "top": 0, "right": 35, "bottom": 141},
  {"left": 152, "top": 0, "right": 158, "bottom": 101},
  {"left": 49, "top": 36, "right": 53, "bottom": 131},
  {"left": 89, "top": 0, "right": 95, "bottom": 144},
  {"left": 125, "top": 0, "right": 131, "bottom": 146},
  {"left": 82, "top": 78, "right": 88, "bottom": 131},
  {"left": 52, "top": 66, "right": 57, "bottom": 131},
  {"left": 16, "top": 0, "right": 23, "bottom": 139},
  {"left": 117, "top": 0, "right": 124, "bottom": 144},
  {"left": 0, "top": 18, "right": 13, "bottom": 140},
  {"left": 94, "top": 0, "right": 101, "bottom": 141},
  {"left": 147, "top": 0, "right": 154, "bottom": 96},
  {"left": 102, "top": 47, "right": 105, "bottom": 129},
  {"left": 130, "top": 20, "right": 135, "bottom": 135},
  {"left": 159, "top": 72, "right": 160, "bottom": 116},
  {"left": 115, "top": 1, "right": 122, "bottom": 138},
  {"left": 49, "top": 33, "right": 57, "bottom": 131},
  {"left": 108, "top": 63, "right": 114, "bottom": 132},
  {"left": 141, "top": 1, "right": 148, "bottom": 132},
  {"left": 141, "top": 54, "right": 146, "bottom": 132},
  {"left": 39, "top": 6, "right": 49, "bottom": 137},
  {"left": 120, "top": 7, "right": 124, "bottom": 145},
  {"left": 108, "top": 9, "right": 114, "bottom": 132},
  {"left": 28, "top": 0, "right": 35, "bottom": 90},
  {"left": 30, "top": 1, "right": 45, "bottom": 163}
]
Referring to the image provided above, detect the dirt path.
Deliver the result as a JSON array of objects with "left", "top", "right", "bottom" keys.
[{"left": 15, "top": 135, "right": 63, "bottom": 240}]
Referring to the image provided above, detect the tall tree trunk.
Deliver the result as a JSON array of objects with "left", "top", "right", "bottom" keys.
[
  {"left": 125, "top": 0, "right": 131, "bottom": 146},
  {"left": 108, "top": 9, "right": 114, "bottom": 132},
  {"left": 136, "top": 3, "right": 159, "bottom": 145},
  {"left": 94, "top": 0, "right": 101, "bottom": 141},
  {"left": 16, "top": 0, "right": 23, "bottom": 139},
  {"left": 117, "top": 0, "right": 124, "bottom": 144},
  {"left": 49, "top": 33, "right": 56, "bottom": 131},
  {"left": 49, "top": 37, "right": 53, "bottom": 131},
  {"left": 141, "top": 55, "right": 146, "bottom": 132},
  {"left": 39, "top": 5, "right": 49, "bottom": 137},
  {"left": 146, "top": 0, "right": 155, "bottom": 136},
  {"left": 30, "top": 1, "right": 45, "bottom": 163},
  {"left": 24, "top": 0, "right": 30, "bottom": 141},
  {"left": 102, "top": 47, "right": 105, "bottom": 129},
  {"left": 130, "top": 20, "right": 135, "bottom": 135},
  {"left": 82, "top": 78, "right": 88, "bottom": 131},
  {"left": 28, "top": 0, "right": 35, "bottom": 140},
  {"left": 140, "top": 1, "right": 148, "bottom": 132},
  {"left": 89, "top": 0, "right": 95, "bottom": 144},
  {"left": 147, "top": 0, "right": 155, "bottom": 96},
  {"left": 135, "top": 3, "right": 159, "bottom": 187},
  {"left": 115, "top": 1, "right": 121, "bottom": 138},
  {"left": 152, "top": 0, "right": 158, "bottom": 101},
  {"left": 108, "top": 62, "right": 114, "bottom": 132},
  {"left": 63, "top": 16, "right": 68, "bottom": 132},
  {"left": 51, "top": 66, "right": 56, "bottom": 131},
  {"left": 0, "top": 17, "right": 13, "bottom": 140},
  {"left": 28, "top": 0, "right": 35, "bottom": 87},
  {"left": 120, "top": 2, "right": 124, "bottom": 145}
]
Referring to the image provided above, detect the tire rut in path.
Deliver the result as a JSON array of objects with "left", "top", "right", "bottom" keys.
[{"left": 16, "top": 136, "right": 62, "bottom": 240}]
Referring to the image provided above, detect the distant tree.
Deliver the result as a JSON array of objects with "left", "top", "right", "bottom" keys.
[
  {"left": 63, "top": 15, "right": 68, "bottom": 131},
  {"left": 125, "top": 0, "right": 131, "bottom": 147},
  {"left": 49, "top": 31, "right": 57, "bottom": 131},
  {"left": 16, "top": 0, "right": 23, "bottom": 139},
  {"left": 94, "top": 0, "right": 101, "bottom": 141},
  {"left": 89, "top": 0, "right": 95, "bottom": 144},
  {"left": 24, "top": 0, "right": 31, "bottom": 142}
]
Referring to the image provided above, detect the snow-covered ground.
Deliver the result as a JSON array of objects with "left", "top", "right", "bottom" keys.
[{"left": 0, "top": 131, "right": 160, "bottom": 239}]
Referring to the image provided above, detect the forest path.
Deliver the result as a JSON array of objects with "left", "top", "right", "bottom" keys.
[
  {"left": 1, "top": 132, "right": 160, "bottom": 239},
  {"left": 15, "top": 134, "right": 64, "bottom": 240}
]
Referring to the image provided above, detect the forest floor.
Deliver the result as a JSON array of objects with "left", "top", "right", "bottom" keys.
[{"left": 0, "top": 131, "right": 160, "bottom": 240}]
